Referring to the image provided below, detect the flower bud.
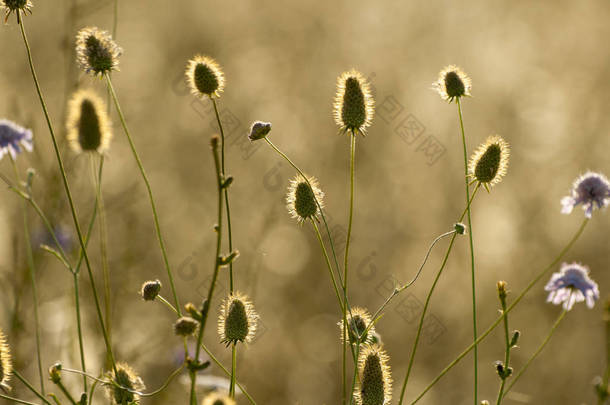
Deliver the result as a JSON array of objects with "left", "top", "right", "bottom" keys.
[
  {"left": 140, "top": 280, "right": 161, "bottom": 301},
  {"left": 173, "top": 317, "right": 199, "bottom": 337}
]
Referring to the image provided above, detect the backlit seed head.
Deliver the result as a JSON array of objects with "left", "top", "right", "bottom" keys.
[
  {"left": 66, "top": 89, "right": 112, "bottom": 154},
  {"left": 76, "top": 27, "right": 122, "bottom": 76},
  {"left": 173, "top": 316, "right": 199, "bottom": 337},
  {"left": 1, "top": 0, "right": 32, "bottom": 22},
  {"left": 433, "top": 65, "right": 471, "bottom": 102},
  {"left": 105, "top": 363, "right": 145, "bottom": 405},
  {"left": 339, "top": 307, "right": 376, "bottom": 345},
  {"left": 334, "top": 69, "right": 374, "bottom": 136},
  {"left": 286, "top": 174, "right": 324, "bottom": 224},
  {"left": 0, "top": 330, "right": 12, "bottom": 392},
  {"left": 248, "top": 121, "right": 272, "bottom": 141},
  {"left": 201, "top": 392, "right": 236, "bottom": 405},
  {"left": 186, "top": 55, "right": 225, "bottom": 99},
  {"left": 355, "top": 344, "right": 392, "bottom": 405},
  {"left": 140, "top": 280, "right": 162, "bottom": 301},
  {"left": 218, "top": 292, "right": 258, "bottom": 346},
  {"left": 469, "top": 135, "right": 510, "bottom": 191}
]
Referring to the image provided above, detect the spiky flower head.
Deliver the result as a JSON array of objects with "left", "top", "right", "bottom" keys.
[
  {"left": 354, "top": 344, "right": 392, "bottom": 405},
  {"left": 545, "top": 263, "right": 599, "bottom": 311},
  {"left": 0, "top": 330, "right": 12, "bottom": 392},
  {"left": 561, "top": 172, "right": 610, "bottom": 219},
  {"left": 201, "top": 392, "right": 236, "bottom": 405},
  {"left": 339, "top": 307, "right": 376, "bottom": 345},
  {"left": 433, "top": 65, "right": 472, "bottom": 102},
  {"left": 186, "top": 55, "right": 225, "bottom": 99},
  {"left": 468, "top": 135, "right": 510, "bottom": 192},
  {"left": 0, "top": 119, "right": 33, "bottom": 161},
  {"left": 173, "top": 316, "right": 199, "bottom": 337},
  {"left": 140, "top": 279, "right": 162, "bottom": 301},
  {"left": 286, "top": 174, "right": 324, "bottom": 224},
  {"left": 248, "top": 121, "right": 272, "bottom": 141},
  {"left": 334, "top": 69, "right": 374, "bottom": 136},
  {"left": 76, "top": 27, "right": 122, "bottom": 76},
  {"left": 66, "top": 89, "right": 112, "bottom": 154},
  {"left": 218, "top": 292, "right": 258, "bottom": 346},
  {"left": 1, "top": 0, "right": 32, "bottom": 22},
  {"left": 105, "top": 363, "right": 144, "bottom": 405}
]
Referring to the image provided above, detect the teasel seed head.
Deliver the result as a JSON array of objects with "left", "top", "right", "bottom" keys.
[
  {"left": 105, "top": 363, "right": 145, "bottom": 405},
  {"left": 140, "top": 280, "right": 161, "bottom": 301},
  {"left": 339, "top": 307, "right": 376, "bottom": 345},
  {"left": 248, "top": 121, "right": 272, "bottom": 141},
  {"left": 75, "top": 27, "right": 122, "bottom": 76},
  {"left": 433, "top": 65, "right": 472, "bottom": 102},
  {"left": 0, "top": 330, "right": 12, "bottom": 392},
  {"left": 334, "top": 69, "right": 375, "bottom": 136},
  {"left": 286, "top": 174, "right": 324, "bottom": 224},
  {"left": 66, "top": 89, "right": 112, "bottom": 154},
  {"left": 469, "top": 135, "right": 510, "bottom": 192},
  {"left": 1, "top": 0, "right": 32, "bottom": 22},
  {"left": 174, "top": 316, "right": 199, "bottom": 337},
  {"left": 201, "top": 392, "right": 236, "bottom": 405},
  {"left": 186, "top": 55, "right": 225, "bottom": 99},
  {"left": 355, "top": 344, "right": 392, "bottom": 405},
  {"left": 218, "top": 292, "right": 258, "bottom": 346}
]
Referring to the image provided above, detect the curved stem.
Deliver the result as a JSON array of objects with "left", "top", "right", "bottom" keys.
[{"left": 410, "top": 219, "right": 588, "bottom": 404}]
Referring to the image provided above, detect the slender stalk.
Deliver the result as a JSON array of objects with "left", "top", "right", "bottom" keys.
[
  {"left": 13, "top": 370, "right": 53, "bottom": 405},
  {"left": 495, "top": 291, "right": 511, "bottom": 405},
  {"left": 112, "top": 0, "right": 119, "bottom": 38},
  {"left": 55, "top": 380, "right": 78, "bottom": 405},
  {"left": 503, "top": 309, "right": 568, "bottom": 397},
  {"left": 104, "top": 74, "right": 181, "bottom": 317},
  {"left": 311, "top": 220, "right": 346, "bottom": 313},
  {"left": 457, "top": 97, "right": 478, "bottom": 404},
  {"left": 600, "top": 306, "right": 610, "bottom": 405},
  {"left": 9, "top": 156, "right": 44, "bottom": 396},
  {"left": 410, "top": 219, "right": 588, "bottom": 404},
  {"left": 18, "top": 12, "right": 116, "bottom": 373},
  {"left": 229, "top": 343, "right": 237, "bottom": 398},
  {"left": 0, "top": 394, "right": 45, "bottom": 405}
]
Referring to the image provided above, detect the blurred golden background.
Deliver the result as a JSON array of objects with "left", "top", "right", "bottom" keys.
[{"left": 1, "top": 0, "right": 610, "bottom": 404}]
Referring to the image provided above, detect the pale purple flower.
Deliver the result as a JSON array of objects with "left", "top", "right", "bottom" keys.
[
  {"left": 545, "top": 263, "right": 599, "bottom": 310},
  {"left": 561, "top": 172, "right": 610, "bottom": 218},
  {"left": 0, "top": 119, "right": 33, "bottom": 160}
]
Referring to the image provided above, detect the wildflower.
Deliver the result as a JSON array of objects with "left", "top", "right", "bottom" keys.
[
  {"left": 201, "top": 392, "right": 236, "bottom": 405},
  {"left": 105, "top": 363, "right": 145, "bottom": 405},
  {"left": 0, "top": 119, "right": 32, "bottom": 160},
  {"left": 433, "top": 65, "right": 471, "bottom": 102},
  {"left": 286, "top": 174, "right": 324, "bottom": 224},
  {"left": 248, "top": 121, "right": 272, "bottom": 141},
  {"left": 561, "top": 172, "right": 610, "bottom": 218},
  {"left": 333, "top": 69, "right": 374, "bottom": 136},
  {"left": 173, "top": 316, "right": 199, "bottom": 337},
  {"left": 76, "top": 27, "right": 122, "bottom": 76},
  {"left": 140, "top": 280, "right": 161, "bottom": 301},
  {"left": 354, "top": 344, "right": 392, "bottom": 405},
  {"left": 545, "top": 263, "right": 599, "bottom": 310},
  {"left": 468, "top": 135, "right": 510, "bottom": 191},
  {"left": 1, "top": 0, "right": 32, "bottom": 22},
  {"left": 186, "top": 55, "right": 225, "bottom": 99},
  {"left": 66, "top": 89, "right": 112, "bottom": 154},
  {"left": 0, "top": 329, "right": 12, "bottom": 392},
  {"left": 218, "top": 292, "right": 258, "bottom": 346},
  {"left": 338, "top": 307, "right": 376, "bottom": 345}
]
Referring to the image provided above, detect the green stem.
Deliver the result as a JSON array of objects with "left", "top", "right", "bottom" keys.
[
  {"left": 18, "top": 12, "right": 116, "bottom": 374},
  {"left": 55, "top": 380, "right": 78, "bottom": 405},
  {"left": 311, "top": 220, "right": 346, "bottom": 314},
  {"left": 230, "top": 343, "right": 237, "bottom": 398},
  {"left": 13, "top": 370, "right": 53, "bottom": 405},
  {"left": 495, "top": 293, "right": 511, "bottom": 405},
  {"left": 0, "top": 394, "right": 46, "bottom": 405},
  {"left": 72, "top": 271, "right": 87, "bottom": 392},
  {"left": 457, "top": 97, "right": 478, "bottom": 405},
  {"left": 410, "top": 219, "right": 588, "bottom": 404},
  {"left": 503, "top": 309, "right": 568, "bottom": 398}
]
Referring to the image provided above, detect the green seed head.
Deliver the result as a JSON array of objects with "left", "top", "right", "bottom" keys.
[
  {"left": 2, "top": 0, "right": 32, "bottom": 21},
  {"left": 0, "top": 330, "right": 12, "bottom": 391},
  {"left": 66, "top": 90, "right": 112, "bottom": 154},
  {"left": 286, "top": 175, "right": 324, "bottom": 224},
  {"left": 140, "top": 280, "right": 162, "bottom": 301},
  {"left": 434, "top": 65, "right": 471, "bottom": 102},
  {"left": 475, "top": 143, "right": 501, "bottom": 183},
  {"left": 469, "top": 135, "right": 510, "bottom": 189},
  {"left": 186, "top": 55, "right": 225, "bottom": 98},
  {"left": 339, "top": 307, "right": 376, "bottom": 345},
  {"left": 75, "top": 27, "right": 122, "bottom": 76},
  {"left": 334, "top": 70, "right": 374, "bottom": 135},
  {"left": 173, "top": 316, "right": 199, "bottom": 337},
  {"left": 218, "top": 293, "right": 258, "bottom": 346},
  {"left": 355, "top": 345, "right": 392, "bottom": 405},
  {"left": 105, "top": 363, "right": 144, "bottom": 405}
]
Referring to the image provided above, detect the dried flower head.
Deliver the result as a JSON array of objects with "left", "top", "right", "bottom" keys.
[
  {"left": 339, "top": 307, "right": 376, "bottom": 345},
  {"left": 105, "top": 363, "right": 144, "bottom": 405},
  {"left": 354, "top": 344, "right": 392, "bottom": 405},
  {"left": 433, "top": 65, "right": 472, "bottom": 102},
  {"left": 66, "top": 89, "right": 112, "bottom": 154},
  {"left": 334, "top": 69, "right": 374, "bottom": 136},
  {"left": 76, "top": 27, "right": 122, "bottom": 76},
  {"left": 140, "top": 280, "right": 161, "bottom": 301},
  {"left": 186, "top": 55, "right": 225, "bottom": 99},
  {"left": 545, "top": 263, "right": 599, "bottom": 311},
  {"left": 0, "top": 119, "right": 33, "bottom": 160},
  {"left": 0, "top": 330, "right": 12, "bottom": 392},
  {"left": 218, "top": 292, "right": 258, "bottom": 346},
  {"left": 561, "top": 172, "right": 610, "bottom": 219},
  {"left": 201, "top": 392, "right": 236, "bottom": 405},
  {"left": 1, "top": 0, "right": 32, "bottom": 22},
  {"left": 173, "top": 316, "right": 199, "bottom": 337},
  {"left": 286, "top": 174, "right": 324, "bottom": 224},
  {"left": 468, "top": 135, "right": 510, "bottom": 191},
  {"left": 248, "top": 121, "right": 272, "bottom": 141}
]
